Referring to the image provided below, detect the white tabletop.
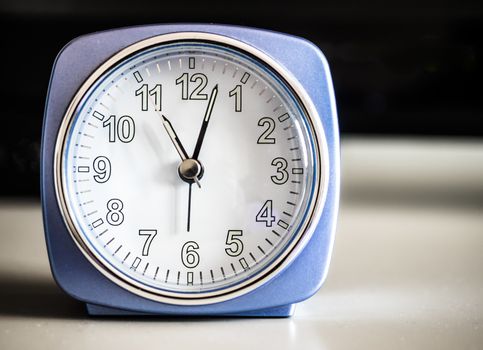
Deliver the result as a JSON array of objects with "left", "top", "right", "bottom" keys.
[{"left": 1, "top": 138, "right": 482, "bottom": 349}]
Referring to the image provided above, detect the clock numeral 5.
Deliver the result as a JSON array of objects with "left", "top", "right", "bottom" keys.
[
  {"left": 175, "top": 73, "right": 208, "bottom": 100},
  {"left": 181, "top": 241, "right": 200, "bottom": 268},
  {"left": 256, "top": 200, "right": 276, "bottom": 227},
  {"left": 225, "top": 230, "right": 244, "bottom": 257},
  {"left": 103, "top": 115, "right": 135, "bottom": 143}
]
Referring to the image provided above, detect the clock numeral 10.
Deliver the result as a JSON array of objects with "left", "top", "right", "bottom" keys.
[
  {"left": 225, "top": 230, "right": 244, "bottom": 257},
  {"left": 181, "top": 241, "right": 200, "bottom": 268},
  {"left": 135, "top": 84, "right": 162, "bottom": 111},
  {"left": 103, "top": 115, "right": 135, "bottom": 143}
]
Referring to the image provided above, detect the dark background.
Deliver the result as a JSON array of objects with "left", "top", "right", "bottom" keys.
[{"left": 1, "top": 0, "right": 482, "bottom": 197}]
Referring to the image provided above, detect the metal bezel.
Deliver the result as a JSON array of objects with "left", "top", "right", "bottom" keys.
[{"left": 53, "top": 32, "right": 330, "bottom": 305}]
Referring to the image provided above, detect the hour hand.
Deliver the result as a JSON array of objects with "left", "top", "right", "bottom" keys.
[{"left": 161, "top": 114, "right": 189, "bottom": 161}]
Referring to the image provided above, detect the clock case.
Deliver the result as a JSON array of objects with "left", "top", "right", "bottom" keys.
[{"left": 41, "top": 24, "right": 339, "bottom": 317}]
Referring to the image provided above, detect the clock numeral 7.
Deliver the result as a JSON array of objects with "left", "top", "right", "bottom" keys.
[{"left": 139, "top": 229, "right": 157, "bottom": 256}]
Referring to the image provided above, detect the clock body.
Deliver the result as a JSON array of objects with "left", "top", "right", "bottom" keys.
[{"left": 41, "top": 24, "right": 339, "bottom": 317}]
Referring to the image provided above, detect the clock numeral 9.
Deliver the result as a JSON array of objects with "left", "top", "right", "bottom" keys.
[
  {"left": 176, "top": 73, "right": 208, "bottom": 100},
  {"left": 271, "top": 157, "right": 289, "bottom": 185},
  {"left": 225, "top": 230, "right": 244, "bottom": 257},
  {"left": 256, "top": 200, "right": 276, "bottom": 227},
  {"left": 135, "top": 84, "right": 162, "bottom": 111},
  {"left": 103, "top": 115, "right": 135, "bottom": 143},
  {"left": 257, "top": 117, "right": 276, "bottom": 144},
  {"left": 93, "top": 156, "right": 111, "bottom": 183},
  {"left": 181, "top": 241, "right": 200, "bottom": 268},
  {"left": 106, "top": 198, "right": 124, "bottom": 226}
]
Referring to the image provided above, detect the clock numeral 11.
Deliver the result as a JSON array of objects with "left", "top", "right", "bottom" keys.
[{"left": 135, "top": 84, "right": 162, "bottom": 111}]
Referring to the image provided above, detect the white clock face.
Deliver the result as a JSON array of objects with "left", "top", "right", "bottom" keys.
[{"left": 57, "top": 34, "right": 326, "bottom": 302}]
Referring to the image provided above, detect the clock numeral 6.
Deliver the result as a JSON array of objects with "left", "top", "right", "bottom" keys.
[
  {"left": 106, "top": 198, "right": 124, "bottom": 226},
  {"left": 181, "top": 241, "right": 200, "bottom": 268},
  {"left": 256, "top": 200, "right": 276, "bottom": 227},
  {"left": 103, "top": 115, "right": 135, "bottom": 143},
  {"left": 93, "top": 156, "right": 111, "bottom": 183},
  {"left": 271, "top": 157, "right": 289, "bottom": 185},
  {"left": 225, "top": 230, "right": 244, "bottom": 257}
]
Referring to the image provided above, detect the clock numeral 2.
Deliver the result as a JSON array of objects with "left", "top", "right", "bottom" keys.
[{"left": 257, "top": 117, "right": 276, "bottom": 144}]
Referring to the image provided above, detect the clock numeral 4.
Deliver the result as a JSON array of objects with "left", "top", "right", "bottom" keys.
[
  {"left": 225, "top": 230, "right": 244, "bottom": 257},
  {"left": 103, "top": 115, "right": 135, "bottom": 143},
  {"left": 175, "top": 73, "right": 208, "bottom": 100},
  {"left": 271, "top": 157, "right": 289, "bottom": 185},
  {"left": 106, "top": 198, "right": 124, "bottom": 226},
  {"left": 181, "top": 241, "right": 200, "bottom": 268},
  {"left": 135, "top": 84, "right": 162, "bottom": 111},
  {"left": 256, "top": 200, "right": 276, "bottom": 227}
]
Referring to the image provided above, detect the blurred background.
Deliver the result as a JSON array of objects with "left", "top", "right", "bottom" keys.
[{"left": 0, "top": 0, "right": 482, "bottom": 197}]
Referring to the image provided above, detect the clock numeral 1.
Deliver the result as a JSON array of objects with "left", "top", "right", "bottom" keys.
[
  {"left": 256, "top": 200, "right": 276, "bottom": 227},
  {"left": 181, "top": 241, "right": 200, "bottom": 268},
  {"left": 229, "top": 85, "right": 242, "bottom": 112},
  {"left": 103, "top": 115, "right": 135, "bottom": 143},
  {"left": 135, "top": 84, "right": 162, "bottom": 111},
  {"left": 225, "top": 230, "right": 244, "bottom": 257},
  {"left": 138, "top": 229, "right": 157, "bottom": 256}
]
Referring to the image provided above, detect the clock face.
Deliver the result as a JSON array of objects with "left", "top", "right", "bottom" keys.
[{"left": 56, "top": 33, "right": 327, "bottom": 303}]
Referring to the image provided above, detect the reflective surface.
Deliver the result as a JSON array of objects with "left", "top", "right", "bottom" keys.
[{"left": 1, "top": 138, "right": 483, "bottom": 349}]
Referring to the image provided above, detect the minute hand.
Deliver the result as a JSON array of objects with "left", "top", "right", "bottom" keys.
[{"left": 192, "top": 84, "right": 218, "bottom": 160}]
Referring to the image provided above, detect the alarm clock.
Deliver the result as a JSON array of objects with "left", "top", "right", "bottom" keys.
[{"left": 41, "top": 24, "right": 339, "bottom": 317}]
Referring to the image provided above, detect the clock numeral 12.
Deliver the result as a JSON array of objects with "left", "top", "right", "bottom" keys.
[{"left": 175, "top": 73, "right": 208, "bottom": 100}]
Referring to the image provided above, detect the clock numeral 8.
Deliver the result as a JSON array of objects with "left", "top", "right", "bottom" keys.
[
  {"left": 181, "top": 241, "right": 200, "bottom": 268},
  {"left": 106, "top": 198, "right": 124, "bottom": 226}
]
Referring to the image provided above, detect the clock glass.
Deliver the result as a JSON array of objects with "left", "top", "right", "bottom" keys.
[{"left": 56, "top": 33, "right": 326, "bottom": 303}]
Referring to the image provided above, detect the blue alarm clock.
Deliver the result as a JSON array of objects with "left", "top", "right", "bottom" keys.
[{"left": 41, "top": 24, "right": 339, "bottom": 317}]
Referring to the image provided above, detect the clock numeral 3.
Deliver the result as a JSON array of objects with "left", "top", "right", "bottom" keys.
[
  {"left": 271, "top": 157, "right": 289, "bottom": 185},
  {"left": 103, "top": 115, "right": 135, "bottom": 143},
  {"left": 256, "top": 200, "right": 276, "bottom": 227},
  {"left": 225, "top": 230, "right": 244, "bottom": 257},
  {"left": 106, "top": 198, "right": 124, "bottom": 226},
  {"left": 181, "top": 241, "right": 200, "bottom": 268}
]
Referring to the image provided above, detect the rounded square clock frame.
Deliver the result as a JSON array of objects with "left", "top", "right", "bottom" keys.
[{"left": 41, "top": 24, "right": 339, "bottom": 317}]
